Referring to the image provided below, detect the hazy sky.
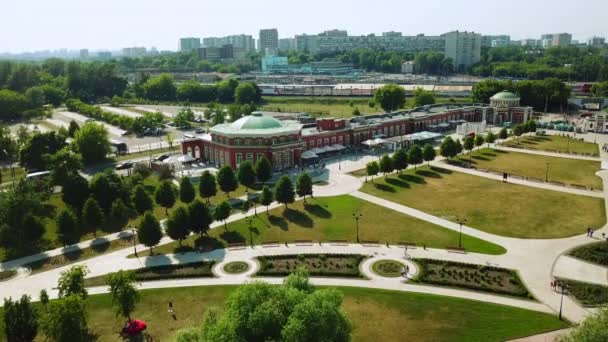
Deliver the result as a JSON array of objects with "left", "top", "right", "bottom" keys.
[{"left": 2, "top": 0, "right": 607, "bottom": 52}]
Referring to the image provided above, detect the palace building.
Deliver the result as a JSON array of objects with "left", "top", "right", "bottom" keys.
[{"left": 181, "top": 92, "right": 532, "bottom": 170}]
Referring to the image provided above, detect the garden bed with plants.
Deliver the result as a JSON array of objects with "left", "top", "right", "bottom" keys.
[
  {"left": 413, "top": 259, "right": 532, "bottom": 298},
  {"left": 371, "top": 260, "right": 406, "bottom": 278},
  {"left": 0, "top": 269, "right": 17, "bottom": 282},
  {"left": 256, "top": 254, "right": 366, "bottom": 278},
  {"left": 223, "top": 261, "right": 250, "bottom": 274},
  {"left": 557, "top": 279, "right": 608, "bottom": 306},
  {"left": 569, "top": 242, "right": 608, "bottom": 267},
  {"left": 84, "top": 261, "right": 215, "bottom": 287}
]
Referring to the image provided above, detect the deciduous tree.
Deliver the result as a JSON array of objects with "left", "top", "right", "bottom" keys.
[
  {"left": 295, "top": 172, "right": 313, "bottom": 203},
  {"left": 155, "top": 180, "right": 177, "bottom": 215},
  {"left": 188, "top": 199, "right": 213, "bottom": 236},
  {"left": 373, "top": 84, "right": 406, "bottom": 112},
  {"left": 217, "top": 165, "right": 238, "bottom": 197},
  {"left": 237, "top": 161, "right": 256, "bottom": 193},
  {"left": 179, "top": 176, "right": 196, "bottom": 204},
  {"left": 3, "top": 295, "right": 38, "bottom": 342},
  {"left": 166, "top": 206, "right": 190, "bottom": 246},
  {"left": 137, "top": 212, "right": 162, "bottom": 254},
  {"left": 407, "top": 145, "right": 423, "bottom": 170},
  {"left": 274, "top": 176, "right": 295, "bottom": 208},
  {"left": 198, "top": 170, "right": 217, "bottom": 203},
  {"left": 392, "top": 149, "right": 408, "bottom": 174},
  {"left": 214, "top": 201, "right": 232, "bottom": 230},
  {"left": 422, "top": 144, "right": 436, "bottom": 166},
  {"left": 254, "top": 156, "right": 272, "bottom": 184},
  {"left": 108, "top": 270, "right": 140, "bottom": 321},
  {"left": 260, "top": 185, "right": 273, "bottom": 215},
  {"left": 56, "top": 208, "right": 80, "bottom": 246}
]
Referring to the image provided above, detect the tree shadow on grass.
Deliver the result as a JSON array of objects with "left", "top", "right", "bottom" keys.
[
  {"left": 283, "top": 208, "right": 313, "bottom": 228},
  {"left": 304, "top": 203, "right": 332, "bottom": 219},
  {"left": 194, "top": 235, "right": 225, "bottom": 252},
  {"left": 493, "top": 149, "right": 509, "bottom": 154},
  {"left": 219, "top": 231, "right": 246, "bottom": 244},
  {"left": 415, "top": 170, "right": 442, "bottom": 179},
  {"left": 472, "top": 155, "right": 490, "bottom": 161},
  {"left": 90, "top": 240, "right": 110, "bottom": 254},
  {"left": 430, "top": 166, "right": 452, "bottom": 174},
  {"left": 373, "top": 183, "right": 396, "bottom": 193},
  {"left": 386, "top": 177, "right": 410, "bottom": 188},
  {"left": 399, "top": 174, "right": 425, "bottom": 184},
  {"left": 268, "top": 215, "right": 288, "bottom": 231},
  {"left": 63, "top": 248, "right": 84, "bottom": 262}
]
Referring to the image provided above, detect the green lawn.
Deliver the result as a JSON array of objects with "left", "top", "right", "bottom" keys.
[
  {"left": 0, "top": 166, "right": 25, "bottom": 185},
  {"left": 148, "top": 195, "right": 506, "bottom": 256},
  {"left": 360, "top": 166, "right": 606, "bottom": 239},
  {"left": 0, "top": 285, "right": 567, "bottom": 342},
  {"left": 260, "top": 96, "right": 473, "bottom": 118},
  {"left": 502, "top": 135, "right": 599, "bottom": 156},
  {"left": 456, "top": 148, "right": 603, "bottom": 189}
]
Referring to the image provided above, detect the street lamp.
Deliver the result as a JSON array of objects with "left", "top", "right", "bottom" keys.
[
  {"left": 456, "top": 218, "right": 467, "bottom": 249},
  {"left": 353, "top": 213, "right": 363, "bottom": 243},
  {"left": 545, "top": 162, "right": 550, "bottom": 182},
  {"left": 131, "top": 227, "right": 137, "bottom": 257},
  {"left": 558, "top": 282, "right": 568, "bottom": 321},
  {"left": 246, "top": 216, "right": 255, "bottom": 247}
]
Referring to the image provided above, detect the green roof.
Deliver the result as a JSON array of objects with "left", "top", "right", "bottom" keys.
[
  {"left": 231, "top": 112, "right": 282, "bottom": 130},
  {"left": 491, "top": 91, "right": 520, "bottom": 100}
]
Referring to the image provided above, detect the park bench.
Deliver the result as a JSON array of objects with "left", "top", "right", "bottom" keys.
[
  {"left": 446, "top": 246, "right": 466, "bottom": 254},
  {"left": 261, "top": 241, "right": 280, "bottom": 247},
  {"left": 294, "top": 240, "right": 314, "bottom": 246},
  {"left": 329, "top": 240, "right": 348, "bottom": 246},
  {"left": 227, "top": 243, "right": 247, "bottom": 250},
  {"left": 361, "top": 240, "right": 380, "bottom": 246}
]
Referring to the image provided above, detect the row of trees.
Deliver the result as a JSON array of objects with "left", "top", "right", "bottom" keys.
[
  {"left": 471, "top": 78, "right": 570, "bottom": 112},
  {"left": 4, "top": 265, "right": 141, "bottom": 341},
  {"left": 471, "top": 45, "right": 608, "bottom": 81},
  {"left": 366, "top": 144, "right": 436, "bottom": 181}
]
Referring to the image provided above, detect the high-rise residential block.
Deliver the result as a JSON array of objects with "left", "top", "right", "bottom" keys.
[
  {"left": 259, "top": 28, "right": 279, "bottom": 54},
  {"left": 442, "top": 31, "right": 482, "bottom": 71},
  {"left": 179, "top": 37, "right": 201, "bottom": 52},
  {"left": 203, "top": 35, "right": 255, "bottom": 52}
]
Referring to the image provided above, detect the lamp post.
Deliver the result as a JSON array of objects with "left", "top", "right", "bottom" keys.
[
  {"left": 246, "top": 216, "right": 254, "bottom": 247},
  {"left": 545, "top": 162, "right": 550, "bottom": 182},
  {"left": 456, "top": 218, "right": 467, "bottom": 249},
  {"left": 353, "top": 212, "right": 363, "bottom": 243},
  {"left": 131, "top": 227, "right": 137, "bottom": 257},
  {"left": 558, "top": 282, "right": 568, "bottom": 321}
]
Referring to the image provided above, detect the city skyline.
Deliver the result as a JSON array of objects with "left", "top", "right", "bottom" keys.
[{"left": 1, "top": 0, "right": 607, "bottom": 53}]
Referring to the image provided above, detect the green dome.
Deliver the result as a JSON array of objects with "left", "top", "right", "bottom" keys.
[
  {"left": 491, "top": 91, "right": 520, "bottom": 100},
  {"left": 230, "top": 112, "right": 283, "bottom": 130}
]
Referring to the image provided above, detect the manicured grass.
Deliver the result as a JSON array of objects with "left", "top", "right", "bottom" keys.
[
  {"left": 360, "top": 166, "right": 606, "bottom": 239},
  {"left": 260, "top": 96, "right": 473, "bottom": 118},
  {"left": 568, "top": 242, "right": 608, "bottom": 266},
  {"left": 558, "top": 279, "right": 608, "bottom": 306},
  {"left": 0, "top": 285, "right": 568, "bottom": 342},
  {"left": 256, "top": 254, "right": 366, "bottom": 278},
  {"left": 502, "top": 135, "right": 599, "bottom": 155},
  {"left": 371, "top": 260, "right": 406, "bottom": 278},
  {"left": 349, "top": 168, "right": 368, "bottom": 177},
  {"left": 414, "top": 259, "right": 531, "bottom": 298},
  {"left": 147, "top": 195, "right": 506, "bottom": 256},
  {"left": 456, "top": 148, "right": 602, "bottom": 189},
  {"left": 84, "top": 261, "right": 215, "bottom": 287},
  {"left": 223, "top": 261, "right": 250, "bottom": 274}
]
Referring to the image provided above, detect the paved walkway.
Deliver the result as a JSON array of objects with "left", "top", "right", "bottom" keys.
[{"left": 553, "top": 255, "right": 608, "bottom": 286}]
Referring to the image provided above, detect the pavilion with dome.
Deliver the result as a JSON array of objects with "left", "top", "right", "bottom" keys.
[{"left": 181, "top": 112, "right": 304, "bottom": 170}]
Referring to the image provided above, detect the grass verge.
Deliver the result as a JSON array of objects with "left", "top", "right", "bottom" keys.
[
  {"left": 0, "top": 285, "right": 568, "bottom": 342},
  {"left": 0, "top": 270, "right": 17, "bottom": 282},
  {"left": 502, "top": 135, "right": 599, "bottom": 156},
  {"left": 455, "top": 148, "right": 602, "bottom": 189},
  {"left": 360, "top": 166, "right": 605, "bottom": 239},
  {"left": 140, "top": 195, "right": 505, "bottom": 257}
]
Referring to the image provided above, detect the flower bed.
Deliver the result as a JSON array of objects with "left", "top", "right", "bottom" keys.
[
  {"left": 0, "top": 269, "right": 17, "bottom": 282},
  {"left": 371, "top": 260, "right": 406, "bottom": 278},
  {"left": 558, "top": 279, "right": 608, "bottom": 306},
  {"left": 84, "top": 261, "right": 215, "bottom": 287},
  {"left": 414, "top": 259, "right": 531, "bottom": 298},
  {"left": 569, "top": 242, "right": 608, "bottom": 267},
  {"left": 256, "top": 254, "right": 366, "bottom": 278}
]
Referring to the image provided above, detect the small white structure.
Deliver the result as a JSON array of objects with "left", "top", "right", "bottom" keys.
[
  {"left": 457, "top": 121, "right": 487, "bottom": 136},
  {"left": 401, "top": 61, "right": 415, "bottom": 74}
]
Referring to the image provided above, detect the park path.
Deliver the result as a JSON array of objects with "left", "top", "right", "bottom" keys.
[
  {"left": 1, "top": 242, "right": 552, "bottom": 315},
  {"left": 553, "top": 255, "right": 608, "bottom": 286}
]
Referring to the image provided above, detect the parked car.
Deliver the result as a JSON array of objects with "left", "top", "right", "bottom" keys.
[
  {"left": 195, "top": 127, "right": 205, "bottom": 134},
  {"left": 154, "top": 154, "right": 170, "bottom": 162},
  {"left": 115, "top": 162, "right": 133, "bottom": 170}
]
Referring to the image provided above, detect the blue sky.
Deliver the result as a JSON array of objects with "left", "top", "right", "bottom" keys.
[{"left": 2, "top": 0, "right": 607, "bottom": 52}]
